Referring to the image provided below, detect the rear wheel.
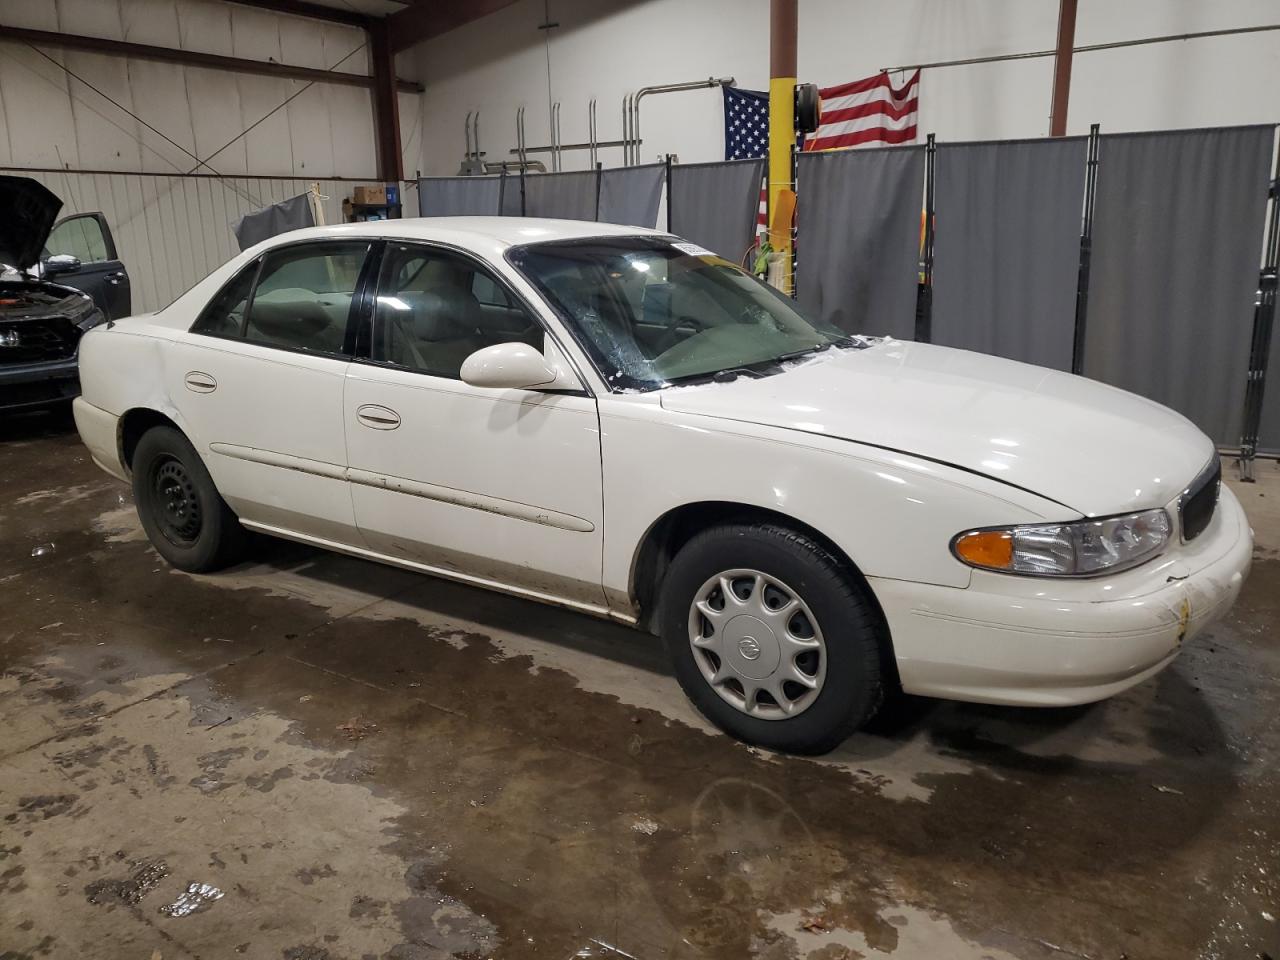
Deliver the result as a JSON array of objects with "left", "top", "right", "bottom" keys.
[
  {"left": 660, "top": 522, "right": 885, "bottom": 754},
  {"left": 131, "top": 425, "right": 247, "bottom": 572}
]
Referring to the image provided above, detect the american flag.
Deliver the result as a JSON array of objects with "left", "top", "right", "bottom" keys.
[
  {"left": 723, "top": 87, "right": 770, "bottom": 237},
  {"left": 724, "top": 87, "right": 770, "bottom": 160},
  {"left": 803, "top": 70, "right": 921, "bottom": 151},
  {"left": 724, "top": 74, "right": 920, "bottom": 241}
]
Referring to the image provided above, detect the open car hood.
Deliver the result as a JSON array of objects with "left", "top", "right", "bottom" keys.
[{"left": 0, "top": 176, "right": 62, "bottom": 270}]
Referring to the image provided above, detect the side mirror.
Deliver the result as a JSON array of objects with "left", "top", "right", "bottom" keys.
[
  {"left": 43, "top": 254, "right": 81, "bottom": 277},
  {"left": 461, "top": 342, "right": 568, "bottom": 390}
]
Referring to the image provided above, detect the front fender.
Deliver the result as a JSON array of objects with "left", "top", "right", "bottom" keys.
[{"left": 599, "top": 399, "right": 1076, "bottom": 608}]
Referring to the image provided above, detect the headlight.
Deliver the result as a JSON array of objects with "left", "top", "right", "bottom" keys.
[
  {"left": 951, "top": 509, "right": 1171, "bottom": 577},
  {"left": 71, "top": 298, "right": 106, "bottom": 332}
]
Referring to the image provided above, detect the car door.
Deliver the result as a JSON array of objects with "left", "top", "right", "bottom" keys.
[
  {"left": 43, "top": 213, "right": 131, "bottom": 318},
  {"left": 344, "top": 240, "right": 607, "bottom": 609},
  {"left": 168, "top": 238, "right": 371, "bottom": 545}
]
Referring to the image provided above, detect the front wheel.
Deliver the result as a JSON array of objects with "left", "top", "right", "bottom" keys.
[
  {"left": 660, "top": 523, "right": 886, "bottom": 754},
  {"left": 131, "top": 425, "right": 248, "bottom": 572}
]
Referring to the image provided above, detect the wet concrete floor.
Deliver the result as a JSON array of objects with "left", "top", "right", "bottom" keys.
[{"left": 1, "top": 408, "right": 1278, "bottom": 959}]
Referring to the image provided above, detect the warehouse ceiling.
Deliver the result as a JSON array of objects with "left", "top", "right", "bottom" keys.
[
  {"left": 227, "top": 0, "right": 523, "bottom": 49},
  {"left": 294, "top": 0, "right": 407, "bottom": 15}
]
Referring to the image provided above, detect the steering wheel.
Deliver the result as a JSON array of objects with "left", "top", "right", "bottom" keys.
[{"left": 654, "top": 314, "right": 706, "bottom": 354}]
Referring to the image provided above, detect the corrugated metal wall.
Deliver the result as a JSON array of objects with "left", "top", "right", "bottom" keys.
[{"left": 3, "top": 169, "right": 414, "bottom": 314}]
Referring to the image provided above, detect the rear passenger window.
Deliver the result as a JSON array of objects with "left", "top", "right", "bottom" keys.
[
  {"left": 191, "top": 259, "right": 259, "bottom": 337},
  {"left": 242, "top": 242, "right": 368, "bottom": 354},
  {"left": 371, "top": 243, "right": 543, "bottom": 380}
]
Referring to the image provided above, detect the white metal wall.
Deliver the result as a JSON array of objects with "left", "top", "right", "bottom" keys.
[
  {"left": 407, "top": 0, "right": 1280, "bottom": 175},
  {"left": 3, "top": 168, "right": 413, "bottom": 313},
  {"left": 0, "top": 0, "right": 424, "bottom": 179}
]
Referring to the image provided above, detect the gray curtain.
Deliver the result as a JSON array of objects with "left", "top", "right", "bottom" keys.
[
  {"left": 501, "top": 173, "right": 522, "bottom": 216},
  {"left": 599, "top": 163, "right": 665, "bottom": 228},
  {"left": 417, "top": 176, "right": 503, "bottom": 216},
  {"left": 1260, "top": 322, "right": 1280, "bottom": 455},
  {"left": 523, "top": 170, "right": 599, "bottom": 220},
  {"left": 233, "top": 193, "right": 314, "bottom": 251},
  {"left": 932, "top": 138, "right": 1087, "bottom": 370},
  {"left": 795, "top": 146, "right": 925, "bottom": 338},
  {"left": 1083, "top": 126, "right": 1274, "bottom": 445},
  {"left": 668, "top": 158, "right": 765, "bottom": 260}
]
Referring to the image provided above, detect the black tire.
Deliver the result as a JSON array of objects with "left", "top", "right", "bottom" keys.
[
  {"left": 660, "top": 522, "right": 885, "bottom": 755},
  {"left": 131, "top": 425, "right": 248, "bottom": 573}
]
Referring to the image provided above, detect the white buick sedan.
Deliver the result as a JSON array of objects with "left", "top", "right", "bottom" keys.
[{"left": 74, "top": 218, "right": 1251, "bottom": 753}]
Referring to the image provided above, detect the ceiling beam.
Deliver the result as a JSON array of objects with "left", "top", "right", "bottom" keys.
[
  {"left": 1, "top": 24, "right": 425, "bottom": 93},
  {"left": 369, "top": 19, "right": 404, "bottom": 181},
  {"left": 223, "top": 0, "right": 373, "bottom": 29},
  {"left": 1049, "top": 0, "right": 1078, "bottom": 136},
  {"left": 385, "top": 0, "right": 522, "bottom": 53}
]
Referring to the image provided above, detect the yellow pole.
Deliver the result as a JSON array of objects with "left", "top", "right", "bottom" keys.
[{"left": 768, "top": 0, "right": 797, "bottom": 293}]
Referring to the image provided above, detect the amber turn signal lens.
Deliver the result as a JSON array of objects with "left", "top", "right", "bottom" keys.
[{"left": 953, "top": 530, "right": 1015, "bottom": 570}]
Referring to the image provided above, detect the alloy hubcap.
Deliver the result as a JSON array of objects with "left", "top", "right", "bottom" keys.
[
  {"left": 152, "top": 457, "right": 202, "bottom": 545},
  {"left": 687, "top": 569, "right": 826, "bottom": 720}
]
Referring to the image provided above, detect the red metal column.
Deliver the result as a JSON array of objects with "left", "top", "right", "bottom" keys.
[
  {"left": 369, "top": 19, "right": 404, "bottom": 182},
  {"left": 1049, "top": 0, "right": 1078, "bottom": 136}
]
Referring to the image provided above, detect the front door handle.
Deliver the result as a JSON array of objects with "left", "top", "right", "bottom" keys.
[
  {"left": 184, "top": 371, "right": 217, "bottom": 393},
  {"left": 356, "top": 404, "right": 400, "bottom": 430}
]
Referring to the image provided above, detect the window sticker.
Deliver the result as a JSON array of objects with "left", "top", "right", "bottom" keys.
[{"left": 671, "top": 241, "right": 715, "bottom": 258}]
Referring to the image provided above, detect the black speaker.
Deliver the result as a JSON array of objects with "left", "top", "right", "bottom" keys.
[{"left": 795, "top": 83, "right": 821, "bottom": 134}]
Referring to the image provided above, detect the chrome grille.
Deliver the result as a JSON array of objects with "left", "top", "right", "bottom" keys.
[{"left": 0, "top": 318, "right": 80, "bottom": 365}]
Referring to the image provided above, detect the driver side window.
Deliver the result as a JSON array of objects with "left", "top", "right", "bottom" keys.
[
  {"left": 371, "top": 243, "right": 543, "bottom": 379},
  {"left": 45, "top": 215, "right": 110, "bottom": 263}
]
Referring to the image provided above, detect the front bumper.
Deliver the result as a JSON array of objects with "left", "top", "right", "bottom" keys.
[
  {"left": 0, "top": 356, "right": 80, "bottom": 409},
  {"left": 872, "top": 485, "right": 1252, "bottom": 706}
]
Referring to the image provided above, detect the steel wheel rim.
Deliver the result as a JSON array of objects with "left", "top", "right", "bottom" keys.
[
  {"left": 151, "top": 456, "right": 202, "bottom": 546},
  {"left": 687, "top": 568, "right": 826, "bottom": 720}
]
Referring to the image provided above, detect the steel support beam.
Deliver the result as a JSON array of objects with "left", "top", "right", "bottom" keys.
[
  {"left": 1049, "top": 0, "right": 1078, "bottom": 136},
  {"left": 0, "top": 24, "right": 424, "bottom": 93},
  {"left": 386, "top": 0, "right": 522, "bottom": 53},
  {"left": 224, "top": 0, "right": 371, "bottom": 29},
  {"left": 369, "top": 19, "right": 404, "bottom": 182}
]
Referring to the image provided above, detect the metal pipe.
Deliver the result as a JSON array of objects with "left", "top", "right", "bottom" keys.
[
  {"left": 882, "top": 23, "right": 1280, "bottom": 73},
  {"left": 516, "top": 106, "right": 527, "bottom": 168},
  {"left": 474, "top": 111, "right": 481, "bottom": 161},
  {"left": 588, "top": 98, "right": 597, "bottom": 168},
  {"left": 621, "top": 93, "right": 632, "bottom": 164},
  {"left": 552, "top": 101, "right": 562, "bottom": 172},
  {"left": 632, "top": 77, "right": 734, "bottom": 167},
  {"left": 508, "top": 138, "right": 631, "bottom": 156},
  {"left": 464, "top": 110, "right": 473, "bottom": 160}
]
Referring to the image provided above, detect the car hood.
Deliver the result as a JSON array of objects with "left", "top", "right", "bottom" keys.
[
  {"left": 658, "top": 339, "right": 1215, "bottom": 517},
  {"left": 0, "top": 279, "right": 94, "bottom": 320},
  {"left": 0, "top": 176, "right": 62, "bottom": 270}
]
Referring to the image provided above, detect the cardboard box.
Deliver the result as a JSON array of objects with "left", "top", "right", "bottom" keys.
[{"left": 352, "top": 184, "right": 387, "bottom": 205}]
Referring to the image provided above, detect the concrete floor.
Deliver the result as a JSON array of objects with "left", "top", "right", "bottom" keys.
[{"left": 1, "top": 408, "right": 1278, "bottom": 960}]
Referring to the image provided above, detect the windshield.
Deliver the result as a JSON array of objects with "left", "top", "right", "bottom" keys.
[{"left": 507, "top": 237, "right": 861, "bottom": 391}]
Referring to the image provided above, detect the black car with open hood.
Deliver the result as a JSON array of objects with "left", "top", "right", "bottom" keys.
[{"left": 1, "top": 176, "right": 132, "bottom": 411}]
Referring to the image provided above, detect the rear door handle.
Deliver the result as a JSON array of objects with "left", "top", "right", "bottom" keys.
[
  {"left": 184, "top": 371, "right": 217, "bottom": 393},
  {"left": 356, "top": 404, "right": 400, "bottom": 430}
]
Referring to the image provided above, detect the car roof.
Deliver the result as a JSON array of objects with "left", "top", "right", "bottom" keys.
[{"left": 261, "top": 216, "right": 669, "bottom": 251}]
